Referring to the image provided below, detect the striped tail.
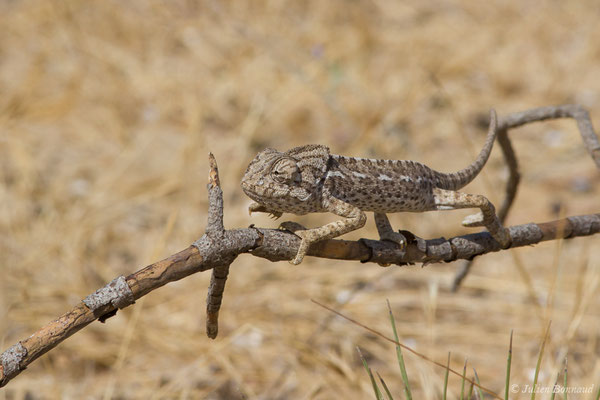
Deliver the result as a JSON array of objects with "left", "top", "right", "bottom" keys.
[{"left": 434, "top": 109, "right": 498, "bottom": 190}]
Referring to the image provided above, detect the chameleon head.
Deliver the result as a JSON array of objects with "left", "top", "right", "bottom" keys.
[
  {"left": 241, "top": 144, "right": 331, "bottom": 214},
  {"left": 241, "top": 148, "right": 302, "bottom": 203}
]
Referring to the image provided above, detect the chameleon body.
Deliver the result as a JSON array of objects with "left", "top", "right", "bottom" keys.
[{"left": 241, "top": 110, "right": 510, "bottom": 264}]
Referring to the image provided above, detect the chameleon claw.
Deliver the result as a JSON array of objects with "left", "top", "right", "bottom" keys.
[
  {"left": 248, "top": 203, "right": 262, "bottom": 216},
  {"left": 380, "top": 231, "right": 407, "bottom": 249},
  {"left": 372, "top": 229, "right": 406, "bottom": 267},
  {"left": 397, "top": 237, "right": 407, "bottom": 251},
  {"left": 377, "top": 233, "right": 406, "bottom": 267}
]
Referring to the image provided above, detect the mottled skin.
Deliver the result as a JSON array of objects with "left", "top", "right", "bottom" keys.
[{"left": 241, "top": 110, "right": 510, "bottom": 264}]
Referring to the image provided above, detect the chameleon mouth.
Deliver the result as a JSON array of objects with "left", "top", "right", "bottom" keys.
[
  {"left": 241, "top": 183, "right": 272, "bottom": 202},
  {"left": 240, "top": 179, "right": 261, "bottom": 196},
  {"left": 241, "top": 185, "right": 259, "bottom": 200}
]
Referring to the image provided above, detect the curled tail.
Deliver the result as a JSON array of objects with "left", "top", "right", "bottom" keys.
[{"left": 434, "top": 109, "right": 498, "bottom": 190}]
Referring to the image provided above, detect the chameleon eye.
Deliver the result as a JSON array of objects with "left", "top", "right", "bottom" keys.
[{"left": 271, "top": 158, "right": 300, "bottom": 184}]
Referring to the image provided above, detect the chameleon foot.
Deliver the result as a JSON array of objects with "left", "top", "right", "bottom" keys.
[
  {"left": 377, "top": 231, "right": 406, "bottom": 267},
  {"left": 289, "top": 231, "right": 312, "bottom": 265},
  {"left": 463, "top": 216, "right": 511, "bottom": 248},
  {"left": 462, "top": 213, "right": 511, "bottom": 248},
  {"left": 379, "top": 231, "right": 407, "bottom": 250},
  {"left": 374, "top": 213, "right": 406, "bottom": 255},
  {"left": 279, "top": 221, "right": 310, "bottom": 265}
]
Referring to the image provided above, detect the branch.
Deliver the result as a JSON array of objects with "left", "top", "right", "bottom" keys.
[
  {"left": 2, "top": 106, "right": 599, "bottom": 388},
  {"left": 0, "top": 153, "right": 259, "bottom": 387}
]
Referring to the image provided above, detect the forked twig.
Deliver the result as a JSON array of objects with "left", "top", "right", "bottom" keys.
[
  {"left": 1, "top": 105, "right": 599, "bottom": 388},
  {"left": 452, "top": 104, "right": 600, "bottom": 290},
  {"left": 203, "top": 153, "right": 232, "bottom": 339}
]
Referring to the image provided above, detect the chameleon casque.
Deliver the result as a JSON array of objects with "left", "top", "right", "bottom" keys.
[{"left": 241, "top": 110, "right": 510, "bottom": 265}]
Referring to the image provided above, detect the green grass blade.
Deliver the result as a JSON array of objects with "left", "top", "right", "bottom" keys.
[
  {"left": 468, "top": 379, "right": 474, "bottom": 400},
  {"left": 531, "top": 322, "right": 552, "bottom": 400},
  {"left": 357, "top": 346, "right": 383, "bottom": 400},
  {"left": 387, "top": 300, "right": 412, "bottom": 400},
  {"left": 376, "top": 372, "right": 394, "bottom": 400},
  {"left": 595, "top": 384, "right": 600, "bottom": 400},
  {"left": 460, "top": 358, "right": 468, "bottom": 400},
  {"left": 505, "top": 330, "right": 513, "bottom": 400},
  {"left": 443, "top": 352, "right": 450, "bottom": 400},
  {"left": 473, "top": 368, "right": 484, "bottom": 400}
]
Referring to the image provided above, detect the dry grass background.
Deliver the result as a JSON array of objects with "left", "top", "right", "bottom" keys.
[{"left": 1, "top": 1, "right": 599, "bottom": 398}]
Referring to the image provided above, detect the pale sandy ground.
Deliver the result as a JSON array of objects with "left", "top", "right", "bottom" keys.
[{"left": 1, "top": 1, "right": 599, "bottom": 399}]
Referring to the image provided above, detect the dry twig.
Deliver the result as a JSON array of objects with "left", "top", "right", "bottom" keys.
[
  {"left": 452, "top": 104, "right": 600, "bottom": 290},
  {"left": 1, "top": 105, "right": 599, "bottom": 387}
]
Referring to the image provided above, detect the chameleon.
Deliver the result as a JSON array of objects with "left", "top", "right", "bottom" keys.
[{"left": 241, "top": 109, "right": 510, "bottom": 265}]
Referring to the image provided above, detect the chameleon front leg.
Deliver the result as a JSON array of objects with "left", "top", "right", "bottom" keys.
[
  {"left": 373, "top": 212, "right": 407, "bottom": 267},
  {"left": 282, "top": 197, "right": 367, "bottom": 265},
  {"left": 248, "top": 202, "right": 282, "bottom": 219},
  {"left": 432, "top": 188, "right": 511, "bottom": 248}
]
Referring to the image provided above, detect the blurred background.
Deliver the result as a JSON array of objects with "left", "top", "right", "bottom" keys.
[{"left": 1, "top": 1, "right": 599, "bottom": 398}]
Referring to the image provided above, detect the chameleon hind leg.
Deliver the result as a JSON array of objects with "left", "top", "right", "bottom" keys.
[
  {"left": 432, "top": 188, "right": 511, "bottom": 248},
  {"left": 374, "top": 213, "right": 406, "bottom": 248}
]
